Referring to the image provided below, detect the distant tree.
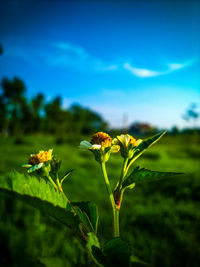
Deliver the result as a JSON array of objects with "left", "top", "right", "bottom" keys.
[
  {"left": 31, "top": 93, "right": 44, "bottom": 132},
  {"left": 182, "top": 103, "right": 199, "bottom": 128},
  {"left": 129, "top": 122, "right": 155, "bottom": 136},
  {"left": 0, "top": 75, "right": 109, "bottom": 136},
  {"left": 20, "top": 98, "right": 34, "bottom": 134},
  {"left": 0, "top": 44, "right": 3, "bottom": 55},
  {"left": 69, "top": 104, "right": 107, "bottom": 135},
  {"left": 44, "top": 96, "right": 70, "bottom": 135},
  {"left": 0, "top": 95, "right": 7, "bottom": 134},
  {"left": 1, "top": 77, "right": 26, "bottom": 135},
  {"left": 9, "top": 107, "right": 22, "bottom": 136},
  {"left": 170, "top": 126, "right": 179, "bottom": 135},
  {"left": 1, "top": 77, "right": 25, "bottom": 104}
]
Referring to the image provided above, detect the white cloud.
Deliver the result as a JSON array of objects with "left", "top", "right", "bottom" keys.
[
  {"left": 123, "top": 60, "right": 194, "bottom": 78},
  {"left": 95, "top": 64, "right": 118, "bottom": 71},
  {"left": 54, "top": 42, "right": 88, "bottom": 59},
  {"left": 123, "top": 63, "right": 161, "bottom": 77},
  {"left": 168, "top": 63, "right": 186, "bottom": 71},
  {"left": 51, "top": 41, "right": 119, "bottom": 72}
]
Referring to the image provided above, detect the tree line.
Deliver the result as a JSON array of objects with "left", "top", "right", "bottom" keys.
[{"left": 0, "top": 76, "right": 107, "bottom": 136}]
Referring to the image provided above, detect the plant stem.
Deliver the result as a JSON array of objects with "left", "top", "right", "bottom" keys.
[
  {"left": 118, "top": 157, "right": 129, "bottom": 190},
  {"left": 47, "top": 174, "right": 58, "bottom": 191},
  {"left": 101, "top": 161, "right": 119, "bottom": 237},
  {"left": 114, "top": 208, "right": 120, "bottom": 237},
  {"left": 55, "top": 175, "right": 71, "bottom": 204},
  {"left": 126, "top": 152, "right": 141, "bottom": 172},
  {"left": 60, "top": 184, "right": 71, "bottom": 204}
]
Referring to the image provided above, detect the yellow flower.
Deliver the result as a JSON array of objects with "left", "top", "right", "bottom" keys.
[
  {"left": 113, "top": 134, "right": 142, "bottom": 158},
  {"left": 90, "top": 132, "right": 112, "bottom": 149},
  {"left": 28, "top": 149, "right": 53, "bottom": 165},
  {"left": 22, "top": 149, "right": 53, "bottom": 173},
  {"left": 80, "top": 132, "right": 119, "bottom": 163}
]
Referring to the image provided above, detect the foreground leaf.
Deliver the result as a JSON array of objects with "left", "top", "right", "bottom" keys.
[
  {"left": 130, "top": 255, "right": 151, "bottom": 266},
  {"left": 102, "top": 238, "right": 131, "bottom": 267},
  {"left": 122, "top": 167, "right": 183, "bottom": 189},
  {"left": 129, "top": 131, "right": 166, "bottom": 164},
  {"left": 72, "top": 201, "right": 99, "bottom": 233},
  {"left": 60, "top": 169, "right": 73, "bottom": 186},
  {"left": 0, "top": 172, "right": 80, "bottom": 234},
  {"left": 88, "top": 237, "right": 131, "bottom": 267},
  {"left": 87, "top": 232, "right": 104, "bottom": 266}
]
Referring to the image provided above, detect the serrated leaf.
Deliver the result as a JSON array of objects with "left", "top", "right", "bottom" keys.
[
  {"left": 72, "top": 201, "right": 99, "bottom": 233},
  {"left": 122, "top": 167, "right": 183, "bottom": 189},
  {"left": 87, "top": 232, "right": 104, "bottom": 266},
  {"left": 72, "top": 205, "right": 94, "bottom": 234},
  {"left": 129, "top": 131, "right": 166, "bottom": 164},
  {"left": 102, "top": 238, "right": 131, "bottom": 267},
  {"left": 0, "top": 171, "right": 81, "bottom": 233}
]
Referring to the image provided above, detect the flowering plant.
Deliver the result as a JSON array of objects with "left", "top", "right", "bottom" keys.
[{"left": 0, "top": 131, "right": 182, "bottom": 266}]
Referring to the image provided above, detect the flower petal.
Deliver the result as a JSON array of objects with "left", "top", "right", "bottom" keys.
[
  {"left": 90, "top": 144, "right": 101, "bottom": 150},
  {"left": 22, "top": 164, "right": 32, "bottom": 168},
  {"left": 135, "top": 139, "right": 143, "bottom": 146},
  {"left": 79, "top": 140, "right": 92, "bottom": 150},
  {"left": 28, "top": 162, "right": 43, "bottom": 173}
]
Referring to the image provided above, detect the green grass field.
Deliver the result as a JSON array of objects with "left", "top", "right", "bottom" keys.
[{"left": 0, "top": 133, "right": 200, "bottom": 267}]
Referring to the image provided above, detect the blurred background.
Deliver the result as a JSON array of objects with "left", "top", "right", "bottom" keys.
[{"left": 0, "top": 0, "right": 200, "bottom": 266}]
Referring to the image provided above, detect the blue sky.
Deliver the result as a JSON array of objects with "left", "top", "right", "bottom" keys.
[{"left": 0, "top": 0, "right": 199, "bottom": 129}]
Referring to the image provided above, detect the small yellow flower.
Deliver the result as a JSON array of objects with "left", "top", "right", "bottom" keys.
[
  {"left": 22, "top": 149, "right": 53, "bottom": 173},
  {"left": 28, "top": 149, "right": 53, "bottom": 165},
  {"left": 113, "top": 134, "right": 142, "bottom": 158},
  {"left": 80, "top": 132, "right": 119, "bottom": 163},
  {"left": 114, "top": 134, "right": 142, "bottom": 147},
  {"left": 90, "top": 132, "right": 112, "bottom": 149}
]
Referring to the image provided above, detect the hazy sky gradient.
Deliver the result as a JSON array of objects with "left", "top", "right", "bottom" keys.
[{"left": 0, "top": 0, "right": 199, "bottom": 129}]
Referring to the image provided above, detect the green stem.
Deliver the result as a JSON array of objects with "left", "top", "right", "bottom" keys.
[
  {"left": 56, "top": 177, "right": 61, "bottom": 190},
  {"left": 47, "top": 174, "right": 58, "bottom": 191},
  {"left": 126, "top": 152, "right": 142, "bottom": 172},
  {"left": 55, "top": 175, "right": 71, "bottom": 203},
  {"left": 101, "top": 161, "right": 119, "bottom": 237},
  {"left": 114, "top": 208, "right": 120, "bottom": 237},
  {"left": 60, "top": 184, "right": 71, "bottom": 204},
  {"left": 118, "top": 157, "right": 129, "bottom": 190}
]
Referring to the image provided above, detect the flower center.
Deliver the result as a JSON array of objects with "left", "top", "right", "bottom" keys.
[
  {"left": 91, "top": 132, "right": 112, "bottom": 148},
  {"left": 29, "top": 150, "right": 52, "bottom": 165}
]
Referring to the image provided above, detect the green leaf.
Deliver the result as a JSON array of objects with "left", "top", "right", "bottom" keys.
[
  {"left": 122, "top": 166, "right": 183, "bottom": 189},
  {"left": 0, "top": 171, "right": 81, "bottom": 233},
  {"left": 102, "top": 238, "right": 131, "bottom": 267},
  {"left": 87, "top": 232, "right": 104, "bottom": 266},
  {"left": 88, "top": 237, "right": 131, "bottom": 267},
  {"left": 60, "top": 169, "right": 73, "bottom": 186},
  {"left": 104, "top": 147, "right": 111, "bottom": 154},
  {"left": 0, "top": 171, "right": 100, "bottom": 241},
  {"left": 129, "top": 131, "right": 166, "bottom": 164},
  {"left": 72, "top": 201, "right": 99, "bottom": 233},
  {"left": 130, "top": 255, "right": 151, "bottom": 266}
]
